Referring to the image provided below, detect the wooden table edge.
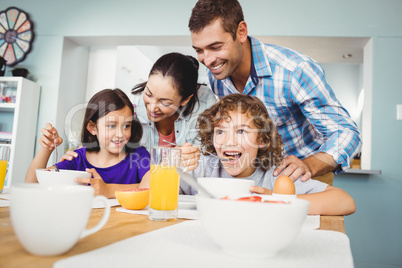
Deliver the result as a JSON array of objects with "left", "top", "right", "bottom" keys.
[{"left": 0, "top": 207, "right": 346, "bottom": 268}]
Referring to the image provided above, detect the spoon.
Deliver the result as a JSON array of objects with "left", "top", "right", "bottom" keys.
[
  {"left": 51, "top": 121, "right": 60, "bottom": 172},
  {"left": 54, "top": 140, "right": 60, "bottom": 172},
  {"left": 176, "top": 167, "right": 216, "bottom": 199},
  {"left": 162, "top": 140, "right": 234, "bottom": 162}
]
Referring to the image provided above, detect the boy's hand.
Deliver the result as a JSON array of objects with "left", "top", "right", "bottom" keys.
[
  {"left": 180, "top": 143, "right": 201, "bottom": 172},
  {"left": 75, "top": 168, "right": 111, "bottom": 198},
  {"left": 39, "top": 122, "right": 63, "bottom": 150},
  {"left": 249, "top": 186, "right": 272, "bottom": 195}
]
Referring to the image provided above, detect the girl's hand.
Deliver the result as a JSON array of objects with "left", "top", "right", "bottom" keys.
[
  {"left": 75, "top": 168, "right": 111, "bottom": 198},
  {"left": 180, "top": 142, "right": 201, "bottom": 171},
  {"left": 39, "top": 122, "right": 63, "bottom": 150},
  {"left": 249, "top": 186, "right": 272, "bottom": 195}
]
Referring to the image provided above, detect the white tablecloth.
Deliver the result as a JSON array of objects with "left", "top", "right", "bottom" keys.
[{"left": 54, "top": 220, "right": 353, "bottom": 268}]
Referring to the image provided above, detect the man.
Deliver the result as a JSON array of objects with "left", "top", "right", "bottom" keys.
[{"left": 188, "top": 0, "right": 361, "bottom": 185}]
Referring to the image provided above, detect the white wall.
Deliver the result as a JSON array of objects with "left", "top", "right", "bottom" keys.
[
  {"left": 361, "top": 40, "right": 373, "bottom": 170},
  {"left": 115, "top": 46, "right": 153, "bottom": 98},
  {"left": 86, "top": 44, "right": 209, "bottom": 103},
  {"left": 321, "top": 63, "right": 363, "bottom": 128},
  {"left": 85, "top": 47, "right": 117, "bottom": 101}
]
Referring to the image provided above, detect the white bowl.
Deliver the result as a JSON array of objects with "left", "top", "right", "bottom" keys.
[
  {"left": 197, "top": 177, "right": 255, "bottom": 198},
  {"left": 196, "top": 195, "right": 310, "bottom": 258},
  {"left": 36, "top": 169, "right": 91, "bottom": 186}
]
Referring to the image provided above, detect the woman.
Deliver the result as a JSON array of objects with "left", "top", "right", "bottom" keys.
[{"left": 131, "top": 52, "right": 217, "bottom": 149}]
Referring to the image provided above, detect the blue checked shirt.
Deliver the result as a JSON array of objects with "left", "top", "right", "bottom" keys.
[{"left": 207, "top": 37, "right": 361, "bottom": 174}]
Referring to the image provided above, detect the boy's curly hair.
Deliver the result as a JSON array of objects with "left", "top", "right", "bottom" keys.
[{"left": 196, "top": 94, "right": 283, "bottom": 170}]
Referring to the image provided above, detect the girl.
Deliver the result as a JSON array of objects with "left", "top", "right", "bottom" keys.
[
  {"left": 180, "top": 94, "right": 356, "bottom": 216},
  {"left": 25, "top": 89, "right": 150, "bottom": 198}
]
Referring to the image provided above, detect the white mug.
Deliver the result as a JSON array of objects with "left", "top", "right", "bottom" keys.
[{"left": 10, "top": 184, "right": 110, "bottom": 256}]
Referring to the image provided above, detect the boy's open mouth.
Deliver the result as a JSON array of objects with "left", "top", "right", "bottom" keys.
[{"left": 223, "top": 151, "right": 242, "bottom": 160}]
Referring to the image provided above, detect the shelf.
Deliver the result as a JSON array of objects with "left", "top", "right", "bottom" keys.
[
  {"left": 0, "top": 131, "right": 12, "bottom": 139},
  {"left": 0, "top": 131, "right": 12, "bottom": 145},
  {"left": 0, "top": 103, "right": 16, "bottom": 111},
  {"left": 341, "top": 169, "right": 382, "bottom": 175},
  {"left": 0, "top": 77, "right": 40, "bottom": 187}
]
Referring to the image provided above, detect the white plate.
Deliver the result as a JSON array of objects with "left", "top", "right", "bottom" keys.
[{"left": 178, "top": 195, "right": 196, "bottom": 210}]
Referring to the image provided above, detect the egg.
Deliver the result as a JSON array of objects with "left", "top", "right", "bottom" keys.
[{"left": 273, "top": 175, "right": 295, "bottom": 195}]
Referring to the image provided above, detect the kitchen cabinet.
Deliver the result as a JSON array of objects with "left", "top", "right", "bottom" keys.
[{"left": 0, "top": 77, "right": 40, "bottom": 188}]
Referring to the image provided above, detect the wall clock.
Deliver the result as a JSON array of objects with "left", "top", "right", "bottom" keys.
[{"left": 0, "top": 7, "right": 34, "bottom": 66}]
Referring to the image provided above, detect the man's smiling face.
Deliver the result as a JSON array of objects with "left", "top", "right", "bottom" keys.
[{"left": 191, "top": 19, "right": 244, "bottom": 81}]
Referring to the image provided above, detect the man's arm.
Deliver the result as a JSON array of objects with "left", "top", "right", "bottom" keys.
[
  {"left": 303, "top": 152, "right": 338, "bottom": 176},
  {"left": 292, "top": 61, "right": 362, "bottom": 174},
  {"left": 274, "top": 61, "right": 361, "bottom": 181}
]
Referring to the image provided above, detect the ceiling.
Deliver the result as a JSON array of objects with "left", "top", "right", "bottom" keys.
[{"left": 256, "top": 36, "right": 370, "bottom": 64}]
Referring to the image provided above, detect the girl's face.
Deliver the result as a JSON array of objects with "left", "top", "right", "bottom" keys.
[
  {"left": 213, "top": 111, "right": 264, "bottom": 178},
  {"left": 143, "top": 73, "right": 191, "bottom": 123},
  {"left": 89, "top": 106, "right": 133, "bottom": 157}
]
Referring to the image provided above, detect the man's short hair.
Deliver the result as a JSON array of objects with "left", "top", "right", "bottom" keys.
[{"left": 189, "top": 0, "right": 244, "bottom": 40}]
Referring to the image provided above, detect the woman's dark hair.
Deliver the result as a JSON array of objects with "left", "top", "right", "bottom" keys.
[
  {"left": 82, "top": 88, "right": 142, "bottom": 152},
  {"left": 189, "top": 0, "right": 244, "bottom": 40},
  {"left": 132, "top": 52, "right": 201, "bottom": 117},
  {"left": 197, "top": 94, "right": 283, "bottom": 170}
]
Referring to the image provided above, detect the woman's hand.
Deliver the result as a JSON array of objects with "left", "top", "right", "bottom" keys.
[
  {"left": 75, "top": 168, "right": 112, "bottom": 198},
  {"left": 180, "top": 142, "right": 201, "bottom": 171},
  {"left": 39, "top": 122, "right": 63, "bottom": 151},
  {"left": 59, "top": 150, "right": 78, "bottom": 162}
]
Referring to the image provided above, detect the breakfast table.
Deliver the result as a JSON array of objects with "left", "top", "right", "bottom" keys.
[{"left": 0, "top": 201, "right": 348, "bottom": 268}]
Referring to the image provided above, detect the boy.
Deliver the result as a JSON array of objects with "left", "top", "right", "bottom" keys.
[{"left": 181, "top": 94, "right": 356, "bottom": 215}]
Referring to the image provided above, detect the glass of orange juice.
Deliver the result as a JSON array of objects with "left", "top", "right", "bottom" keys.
[
  {"left": 0, "top": 145, "right": 10, "bottom": 193},
  {"left": 149, "top": 147, "right": 181, "bottom": 221}
]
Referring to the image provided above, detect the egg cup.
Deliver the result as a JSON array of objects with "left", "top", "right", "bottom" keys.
[{"left": 272, "top": 193, "right": 297, "bottom": 201}]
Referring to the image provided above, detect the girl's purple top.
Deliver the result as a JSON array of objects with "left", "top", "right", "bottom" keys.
[{"left": 56, "top": 146, "right": 150, "bottom": 184}]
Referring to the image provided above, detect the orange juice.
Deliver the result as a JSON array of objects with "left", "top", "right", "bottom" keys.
[
  {"left": 149, "top": 164, "right": 179, "bottom": 211},
  {"left": 0, "top": 160, "right": 7, "bottom": 192}
]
